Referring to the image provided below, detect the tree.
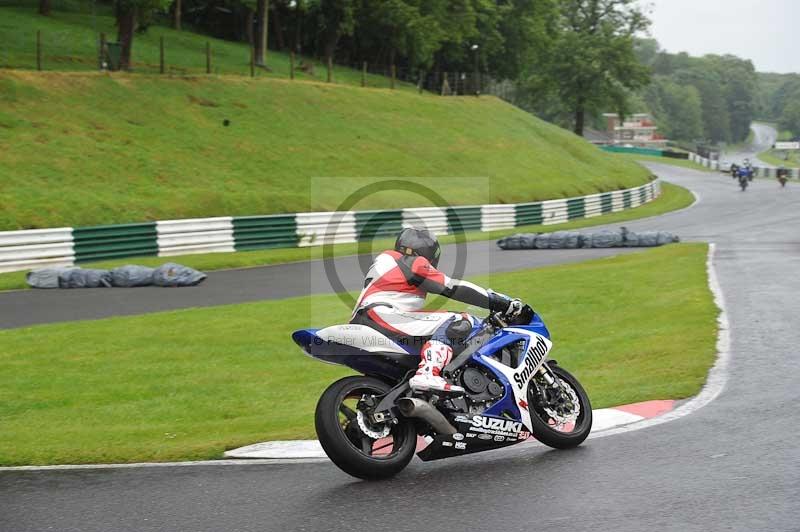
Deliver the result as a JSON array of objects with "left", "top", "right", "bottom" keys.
[
  {"left": 114, "top": 0, "right": 171, "bottom": 70},
  {"left": 39, "top": 0, "right": 51, "bottom": 16},
  {"left": 544, "top": 0, "right": 651, "bottom": 135},
  {"left": 673, "top": 66, "right": 730, "bottom": 143},
  {"left": 172, "top": 0, "right": 181, "bottom": 30},
  {"left": 354, "top": 0, "right": 449, "bottom": 69},
  {"left": 766, "top": 75, "right": 800, "bottom": 123},
  {"left": 633, "top": 37, "right": 658, "bottom": 67},
  {"left": 483, "top": 0, "right": 557, "bottom": 81},
  {"left": 643, "top": 76, "right": 703, "bottom": 142},
  {"left": 310, "top": 0, "right": 355, "bottom": 67},
  {"left": 779, "top": 100, "right": 800, "bottom": 136},
  {"left": 714, "top": 55, "right": 757, "bottom": 142},
  {"left": 255, "top": 0, "right": 269, "bottom": 66}
]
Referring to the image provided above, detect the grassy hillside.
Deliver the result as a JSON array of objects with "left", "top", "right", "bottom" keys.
[{"left": 0, "top": 69, "right": 650, "bottom": 230}]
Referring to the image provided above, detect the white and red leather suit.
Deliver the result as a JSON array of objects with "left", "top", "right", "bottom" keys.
[{"left": 350, "top": 249, "right": 510, "bottom": 392}]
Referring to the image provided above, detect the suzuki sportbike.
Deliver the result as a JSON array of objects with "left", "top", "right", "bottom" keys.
[{"left": 292, "top": 308, "right": 592, "bottom": 479}]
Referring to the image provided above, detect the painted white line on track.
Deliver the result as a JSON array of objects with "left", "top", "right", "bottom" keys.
[
  {"left": 0, "top": 244, "right": 728, "bottom": 473},
  {"left": 221, "top": 406, "right": 653, "bottom": 460},
  {"left": 0, "top": 458, "right": 329, "bottom": 472}
]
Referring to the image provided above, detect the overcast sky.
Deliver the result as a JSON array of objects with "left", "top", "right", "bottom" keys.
[{"left": 640, "top": 0, "right": 800, "bottom": 74}]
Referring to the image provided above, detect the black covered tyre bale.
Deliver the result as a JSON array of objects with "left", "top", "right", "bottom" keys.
[{"left": 315, "top": 376, "right": 417, "bottom": 480}]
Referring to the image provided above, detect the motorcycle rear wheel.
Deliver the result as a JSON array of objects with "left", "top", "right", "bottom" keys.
[
  {"left": 315, "top": 376, "right": 416, "bottom": 480},
  {"left": 527, "top": 363, "right": 592, "bottom": 449}
]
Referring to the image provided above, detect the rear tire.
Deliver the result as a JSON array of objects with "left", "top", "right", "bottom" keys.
[
  {"left": 527, "top": 363, "right": 592, "bottom": 449},
  {"left": 315, "top": 376, "right": 416, "bottom": 480}
]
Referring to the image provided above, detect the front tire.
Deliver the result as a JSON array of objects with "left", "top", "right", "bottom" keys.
[
  {"left": 315, "top": 376, "right": 416, "bottom": 480},
  {"left": 527, "top": 363, "right": 592, "bottom": 449}
]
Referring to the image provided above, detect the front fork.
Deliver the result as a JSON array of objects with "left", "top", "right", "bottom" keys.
[
  {"left": 533, "top": 361, "right": 573, "bottom": 408},
  {"left": 538, "top": 363, "right": 557, "bottom": 385}
]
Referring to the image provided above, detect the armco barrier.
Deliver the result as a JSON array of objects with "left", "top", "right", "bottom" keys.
[
  {"left": 234, "top": 214, "right": 299, "bottom": 251},
  {"left": 601, "top": 145, "right": 668, "bottom": 157},
  {"left": 73, "top": 223, "right": 158, "bottom": 263},
  {"left": 157, "top": 217, "right": 234, "bottom": 257},
  {"left": 0, "top": 228, "right": 74, "bottom": 273},
  {"left": 0, "top": 180, "right": 661, "bottom": 274}
]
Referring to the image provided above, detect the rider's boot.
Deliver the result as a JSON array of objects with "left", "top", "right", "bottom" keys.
[{"left": 409, "top": 340, "right": 464, "bottom": 393}]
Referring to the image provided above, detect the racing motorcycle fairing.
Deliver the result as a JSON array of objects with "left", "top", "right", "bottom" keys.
[
  {"left": 416, "top": 413, "right": 530, "bottom": 461},
  {"left": 416, "top": 322, "right": 554, "bottom": 461},
  {"left": 478, "top": 328, "right": 553, "bottom": 433},
  {"left": 291, "top": 325, "right": 419, "bottom": 381}
]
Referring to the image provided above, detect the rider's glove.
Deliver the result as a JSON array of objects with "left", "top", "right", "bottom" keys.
[{"left": 505, "top": 299, "right": 524, "bottom": 318}]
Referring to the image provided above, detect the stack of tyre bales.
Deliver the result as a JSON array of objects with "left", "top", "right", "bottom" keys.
[
  {"left": 26, "top": 263, "right": 207, "bottom": 289},
  {"left": 497, "top": 226, "right": 679, "bottom": 250}
]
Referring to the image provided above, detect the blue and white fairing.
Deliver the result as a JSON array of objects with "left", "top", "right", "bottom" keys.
[
  {"left": 292, "top": 324, "right": 419, "bottom": 381},
  {"left": 472, "top": 325, "right": 552, "bottom": 433},
  {"left": 417, "top": 314, "right": 553, "bottom": 461}
]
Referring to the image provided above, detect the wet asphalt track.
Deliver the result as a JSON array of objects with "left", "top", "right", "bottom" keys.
[
  {"left": 2, "top": 163, "right": 800, "bottom": 532},
  {"left": 0, "top": 246, "right": 640, "bottom": 329},
  {"left": 723, "top": 122, "right": 778, "bottom": 167}
]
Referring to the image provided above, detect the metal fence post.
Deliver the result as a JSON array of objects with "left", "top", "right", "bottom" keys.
[
  {"left": 206, "top": 41, "right": 211, "bottom": 74},
  {"left": 361, "top": 61, "right": 366, "bottom": 87},
  {"left": 159, "top": 36, "right": 165, "bottom": 74},
  {"left": 327, "top": 56, "right": 332, "bottom": 82},
  {"left": 290, "top": 52, "right": 295, "bottom": 80},
  {"left": 390, "top": 64, "right": 396, "bottom": 89},
  {"left": 250, "top": 44, "right": 255, "bottom": 77},
  {"left": 98, "top": 32, "right": 106, "bottom": 70},
  {"left": 36, "top": 30, "right": 42, "bottom": 71}
]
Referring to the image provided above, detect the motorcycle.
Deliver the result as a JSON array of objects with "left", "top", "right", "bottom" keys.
[
  {"left": 292, "top": 308, "right": 593, "bottom": 479},
  {"left": 739, "top": 173, "right": 749, "bottom": 191},
  {"left": 778, "top": 168, "right": 788, "bottom": 188}
]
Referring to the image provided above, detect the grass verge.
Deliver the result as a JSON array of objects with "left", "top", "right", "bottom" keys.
[
  {"left": 757, "top": 149, "right": 799, "bottom": 168},
  {"left": 0, "top": 243, "right": 717, "bottom": 466},
  {"left": 0, "top": 182, "right": 695, "bottom": 291}
]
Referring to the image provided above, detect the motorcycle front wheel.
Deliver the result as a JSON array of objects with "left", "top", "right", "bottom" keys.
[
  {"left": 315, "top": 376, "right": 416, "bottom": 480},
  {"left": 527, "top": 363, "right": 592, "bottom": 449}
]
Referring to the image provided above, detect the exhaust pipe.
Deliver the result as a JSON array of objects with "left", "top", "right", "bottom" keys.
[{"left": 397, "top": 397, "right": 458, "bottom": 435}]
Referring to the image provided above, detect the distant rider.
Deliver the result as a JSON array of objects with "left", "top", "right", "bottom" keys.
[{"left": 350, "top": 228, "right": 525, "bottom": 393}]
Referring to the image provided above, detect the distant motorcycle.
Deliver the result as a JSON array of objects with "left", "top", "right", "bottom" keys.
[
  {"left": 777, "top": 168, "right": 788, "bottom": 188},
  {"left": 738, "top": 165, "right": 754, "bottom": 185},
  {"left": 730, "top": 163, "right": 740, "bottom": 179},
  {"left": 739, "top": 174, "right": 749, "bottom": 191}
]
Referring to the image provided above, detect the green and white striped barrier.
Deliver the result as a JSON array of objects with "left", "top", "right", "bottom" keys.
[{"left": 0, "top": 180, "right": 660, "bottom": 273}]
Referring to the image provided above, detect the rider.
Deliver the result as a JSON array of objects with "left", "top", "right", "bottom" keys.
[{"left": 350, "top": 228, "right": 525, "bottom": 394}]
